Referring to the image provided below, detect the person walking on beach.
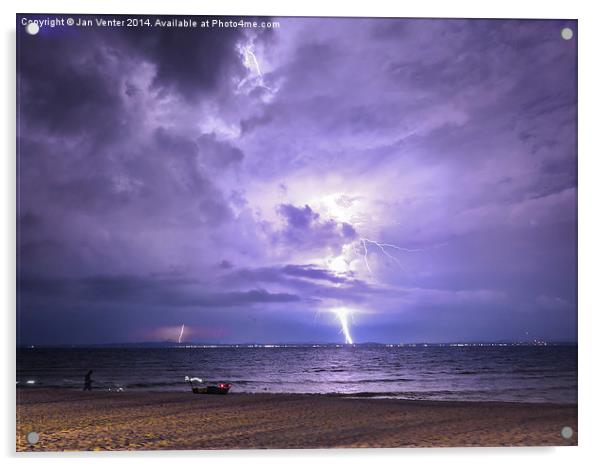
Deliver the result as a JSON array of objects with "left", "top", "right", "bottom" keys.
[{"left": 83, "top": 370, "right": 93, "bottom": 391}]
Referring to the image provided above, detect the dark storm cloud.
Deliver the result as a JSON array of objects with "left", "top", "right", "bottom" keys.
[
  {"left": 118, "top": 26, "right": 246, "bottom": 100},
  {"left": 222, "top": 262, "right": 508, "bottom": 308},
  {"left": 222, "top": 263, "right": 384, "bottom": 306},
  {"left": 117, "top": 14, "right": 277, "bottom": 100},
  {"left": 17, "top": 14, "right": 263, "bottom": 140},
  {"left": 227, "top": 263, "right": 352, "bottom": 287},
  {"left": 197, "top": 134, "right": 245, "bottom": 168},
  {"left": 219, "top": 259, "right": 234, "bottom": 269},
  {"left": 276, "top": 204, "right": 357, "bottom": 251},
  {"left": 281, "top": 264, "right": 348, "bottom": 283},
  {"left": 20, "top": 274, "right": 299, "bottom": 308},
  {"left": 146, "top": 127, "right": 237, "bottom": 225},
  {"left": 278, "top": 204, "right": 317, "bottom": 229},
  {"left": 17, "top": 17, "right": 577, "bottom": 344},
  {"left": 18, "top": 117, "right": 243, "bottom": 279},
  {"left": 154, "top": 127, "right": 244, "bottom": 171},
  {"left": 18, "top": 29, "right": 124, "bottom": 138},
  {"left": 17, "top": 14, "right": 250, "bottom": 264}
]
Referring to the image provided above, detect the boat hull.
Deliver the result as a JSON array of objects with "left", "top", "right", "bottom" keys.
[{"left": 191, "top": 384, "right": 231, "bottom": 395}]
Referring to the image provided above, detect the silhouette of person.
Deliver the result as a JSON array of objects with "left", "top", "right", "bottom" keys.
[{"left": 83, "top": 370, "right": 93, "bottom": 391}]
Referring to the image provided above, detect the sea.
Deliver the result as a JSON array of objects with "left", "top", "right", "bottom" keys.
[{"left": 16, "top": 344, "right": 577, "bottom": 403}]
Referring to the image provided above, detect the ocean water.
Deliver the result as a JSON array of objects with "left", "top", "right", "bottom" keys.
[{"left": 16, "top": 345, "right": 577, "bottom": 403}]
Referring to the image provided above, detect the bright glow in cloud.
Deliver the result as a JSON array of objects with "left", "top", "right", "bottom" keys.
[{"left": 313, "top": 193, "right": 362, "bottom": 224}]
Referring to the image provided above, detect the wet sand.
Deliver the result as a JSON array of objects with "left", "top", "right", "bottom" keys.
[{"left": 16, "top": 388, "right": 577, "bottom": 451}]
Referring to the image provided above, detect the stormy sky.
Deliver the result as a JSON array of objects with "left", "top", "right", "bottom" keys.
[{"left": 17, "top": 16, "right": 577, "bottom": 345}]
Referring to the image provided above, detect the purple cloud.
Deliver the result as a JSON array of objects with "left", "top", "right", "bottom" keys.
[
  {"left": 275, "top": 203, "right": 357, "bottom": 253},
  {"left": 17, "top": 16, "right": 577, "bottom": 344}
]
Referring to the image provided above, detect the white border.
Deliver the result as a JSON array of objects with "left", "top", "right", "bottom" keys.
[{"left": 3, "top": 1, "right": 601, "bottom": 465}]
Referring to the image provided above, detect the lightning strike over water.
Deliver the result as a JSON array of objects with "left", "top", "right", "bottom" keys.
[
  {"left": 332, "top": 308, "right": 353, "bottom": 344},
  {"left": 178, "top": 324, "right": 185, "bottom": 344}
]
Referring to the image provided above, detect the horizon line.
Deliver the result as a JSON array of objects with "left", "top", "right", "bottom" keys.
[{"left": 18, "top": 340, "right": 578, "bottom": 348}]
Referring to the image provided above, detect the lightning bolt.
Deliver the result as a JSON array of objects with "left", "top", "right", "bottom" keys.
[
  {"left": 358, "top": 237, "right": 444, "bottom": 276},
  {"left": 237, "top": 46, "right": 272, "bottom": 93},
  {"left": 244, "top": 47, "right": 262, "bottom": 76},
  {"left": 360, "top": 238, "right": 373, "bottom": 275},
  {"left": 362, "top": 239, "right": 402, "bottom": 268},
  {"left": 332, "top": 308, "right": 353, "bottom": 344},
  {"left": 178, "top": 324, "right": 185, "bottom": 344}
]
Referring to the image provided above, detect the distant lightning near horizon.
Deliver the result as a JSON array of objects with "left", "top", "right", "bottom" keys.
[{"left": 178, "top": 324, "right": 185, "bottom": 344}]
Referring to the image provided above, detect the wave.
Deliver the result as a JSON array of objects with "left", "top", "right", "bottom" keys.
[{"left": 16, "top": 346, "right": 577, "bottom": 403}]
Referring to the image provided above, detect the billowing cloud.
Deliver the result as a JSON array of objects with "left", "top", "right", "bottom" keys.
[
  {"left": 20, "top": 274, "right": 300, "bottom": 308},
  {"left": 275, "top": 203, "right": 357, "bottom": 253},
  {"left": 17, "top": 16, "right": 577, "bottom": 344}
]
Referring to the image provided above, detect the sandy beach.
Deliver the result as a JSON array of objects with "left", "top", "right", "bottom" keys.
[{"left": 16, "top": 388, "right": 577, "bottom": 451}]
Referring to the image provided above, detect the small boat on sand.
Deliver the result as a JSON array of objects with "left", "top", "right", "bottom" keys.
[
  {"left": 185, "top": 376, "right": 232, "bottom": 395},
  {"left": 192, "top": 383, "right": 232, "bottom": 395}
]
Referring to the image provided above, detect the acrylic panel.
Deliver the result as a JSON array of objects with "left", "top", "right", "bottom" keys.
[{"left": 16, "top": 14, "right": 577, "bottom": 451}]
